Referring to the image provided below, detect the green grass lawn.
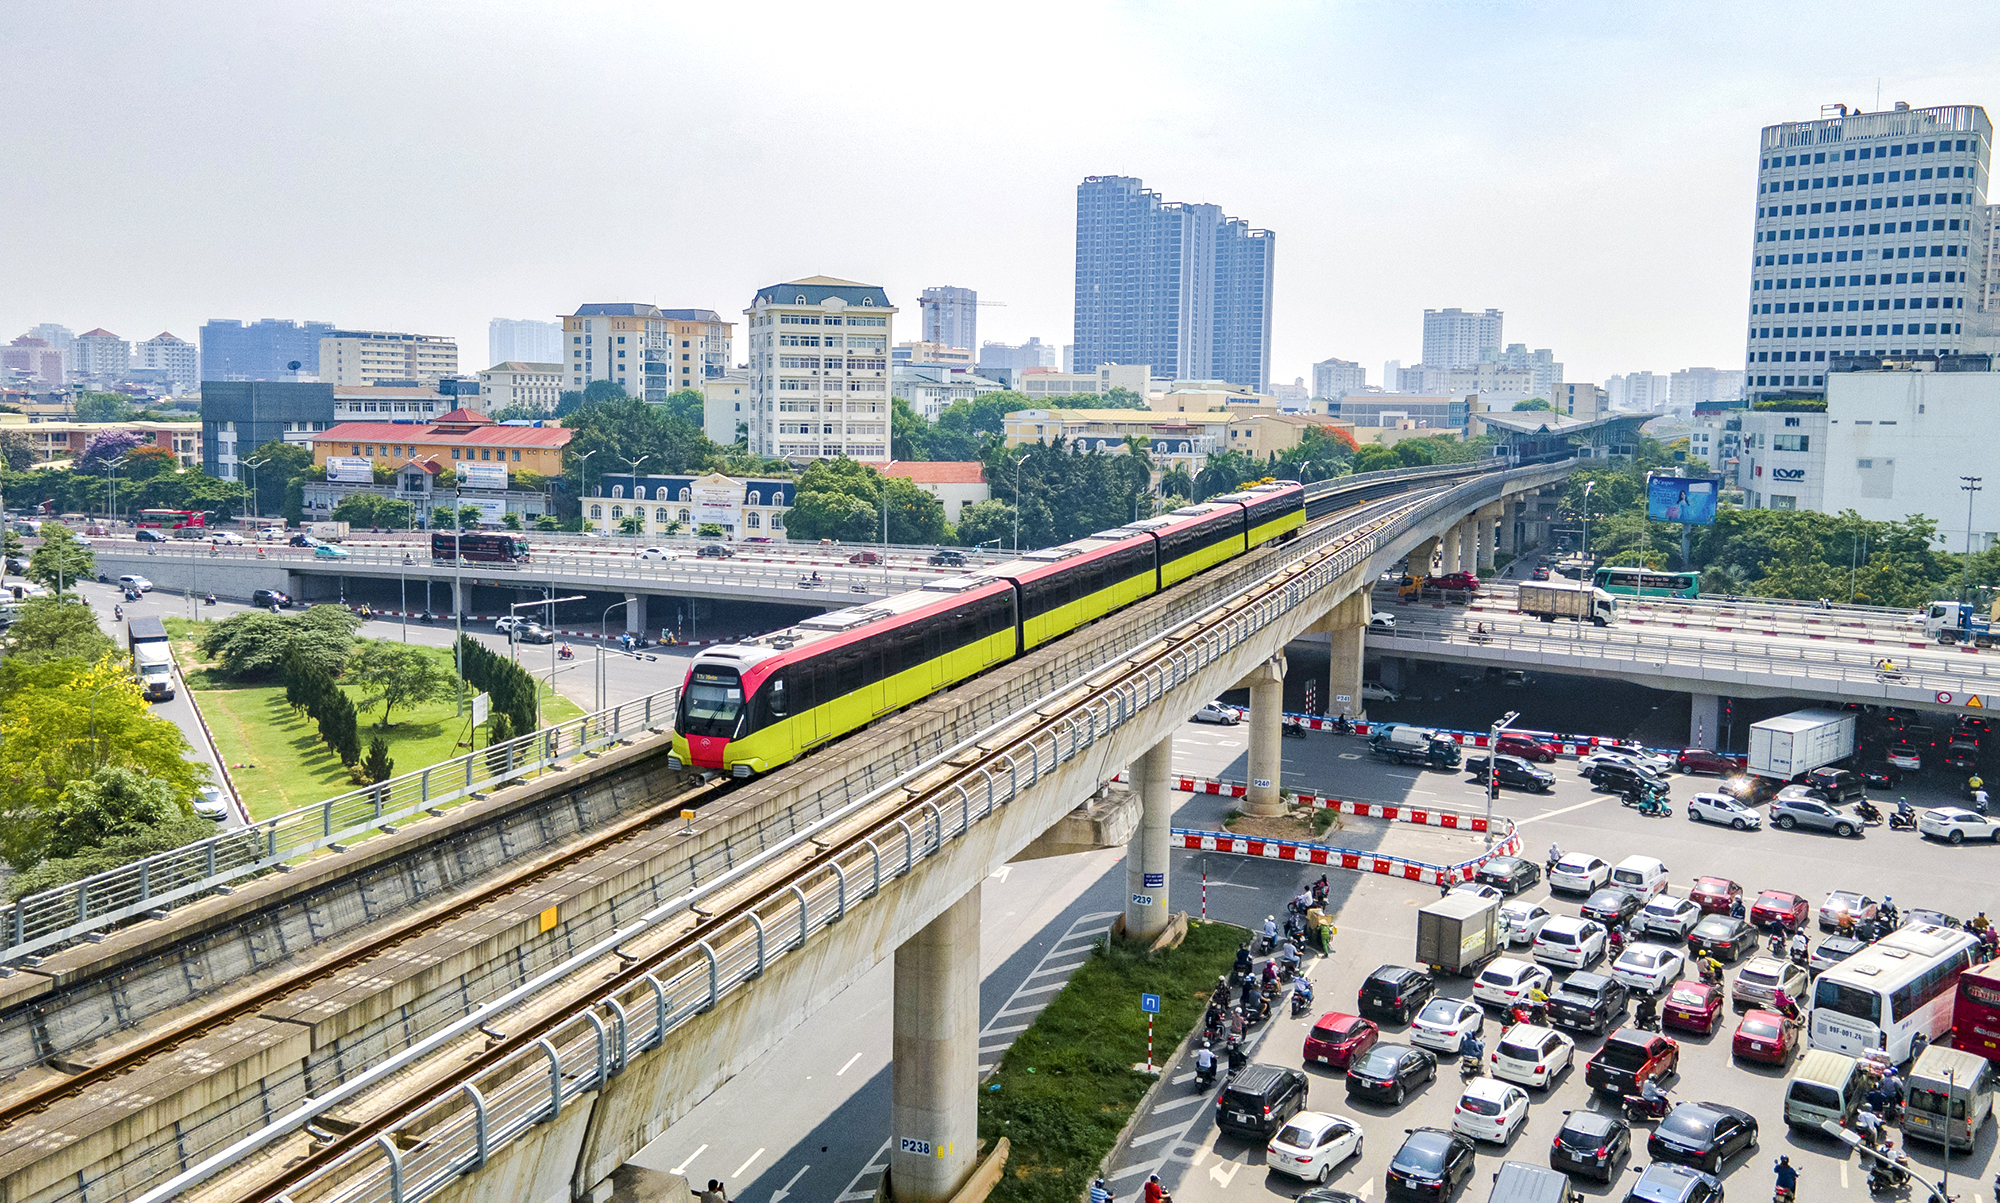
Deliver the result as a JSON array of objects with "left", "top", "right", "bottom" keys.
[
  {"left": 169, "top": 626, "right": 582, "bottom": 821},
  {"left": 981, "top": 919, "right": 1245, "bottom": 1203}
]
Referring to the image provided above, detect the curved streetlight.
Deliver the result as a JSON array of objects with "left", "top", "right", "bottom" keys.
[{"left": 1012, "top": 451, "right": 1030, "bottom": 552}]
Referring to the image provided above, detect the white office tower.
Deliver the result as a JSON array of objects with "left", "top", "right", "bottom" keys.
[
  {"left": 744, "top": 277, "right": 894, "bottom": 462},
  {"left": 1421, "top": 308, "right": 1503, "bottom": 370}
]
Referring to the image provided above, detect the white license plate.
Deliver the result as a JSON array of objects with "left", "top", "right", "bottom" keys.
[
  {"left": 1316, "top": 1055, "right": 1329, "bottom": 1064},
  {"left": 1230, "top": 1111, "right": 1250, "bottom": 1122}
]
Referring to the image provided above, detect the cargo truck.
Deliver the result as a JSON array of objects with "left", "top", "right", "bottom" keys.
[
  {"left": 308, "top": 521, "right": 350, "bottom": 542},
  {"left": 127, "top": 616, "right": 175, "bottom": 701},
  {"left": 1416, "top": 893, "right": 1501, "bottom": 976},
  {"left": 1746, "top": 709, "right": 1855, "bottom": 780},
  {"left": 1517, "top": 580, "right": 1616, "bottom": 626},
  {"left": 1923, "top": 599, "right": 2000, "bottom": 648},
  {"left": 1370, "top": 724, "right": 1463, "bottom": 770}
]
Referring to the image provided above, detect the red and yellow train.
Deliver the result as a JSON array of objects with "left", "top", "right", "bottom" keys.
[{"left": 670, "top": 481, "right": 1305, "bottom": 777}]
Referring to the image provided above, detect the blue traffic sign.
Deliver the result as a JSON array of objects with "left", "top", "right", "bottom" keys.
[{"left": 1140, "top": 992, "right": 1161, "bottom": 1014}]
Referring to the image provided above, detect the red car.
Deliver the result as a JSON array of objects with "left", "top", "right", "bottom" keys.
[
  {"left": 1749, "top": 890, "right": 1809, "bottom": 933},
  {"left": 1675, "top": 748, "right": 1735, "bottom": 776},
  {"left": 1430, "top": 571, "right": 1481, "bottom": 592},
  {"left": 847, "top": 550, "right": 883, "bottom": 565},
  {"left": 1731, "top": 1009, "right": 1798, "bottom": 1065},
  {"left": 1689, "top": 877, "right": 1743, "bottom": 916},
  {"left": 1531, "top": 566, "right": 1551, "bottom": 581},
  {"left": 1662, "top": 980, "right": 1724, "bottom": 1035},
  {"left": 1302, "top": 1011, "right": 1379, "bottom": 1069},
  {"left": 1495, "top": 734, "right": 1559, "bottom": 763}
]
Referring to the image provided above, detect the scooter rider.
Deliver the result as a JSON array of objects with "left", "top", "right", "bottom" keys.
[
  {"left": 1291, "top": 976, "right": 1315, "bottom": 1013},
  {"left": 1262, "top": 914, "right": 1279, "bottom": 947},
  {"left": 1790, "top": 928, "right": 1810, "bottom": 964},
  {"left": 1277, "top": 940, "right": 1302, "bottom": 979},
  {"left": 1233, "top": 945, "right": 1254, "bottom": 980},
  {"left": 1193, "top": 1041, "right": 1216, "bottom": 1086},
  {"left": 1772, "top": 1155, "right": 1799, "bottom": 1198},
  {"left": 1640, "top": 1075, "right": 1667, "bottom": 1113},
  {"left": 1634, "top": 992, "right": 1660, "bottom": 1031},
  {"left": 1547, "top": 842, "right": 1563, "bottom": 872}
]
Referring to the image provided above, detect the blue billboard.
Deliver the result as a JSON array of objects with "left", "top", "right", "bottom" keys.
[{"left": 1646, "top": 475, "right": 1718, "bottom": 526}]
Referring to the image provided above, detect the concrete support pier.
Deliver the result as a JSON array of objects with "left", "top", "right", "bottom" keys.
[
  {"left": 1240, "top": 654, "right": 1288, "bottom": 817},
  {"left": 1313, "top": 593, "right": 1370, "bottom": 719},
  {"left": 1124, "top": 736, "right": 1174, "bottom": 939},
  {"left": 1475, "top": 505, "right": 1501, "bottom": 574},
  {"left": 625, "top": 591, "right": 648, "bottom": 635},
  {"left": 1440, "top": 525, "right": 1463, "bottom": 578},
  {"left": 1689, "top": 692, "right": 1721, "bottom": 750},
  {"left": 890, "top": 889, "right": 981, "bottom": 1202}
]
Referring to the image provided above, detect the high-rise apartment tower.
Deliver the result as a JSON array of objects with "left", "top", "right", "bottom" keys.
[{"left": 1421, "top": 308, "right": 1504, "bottom": 371}]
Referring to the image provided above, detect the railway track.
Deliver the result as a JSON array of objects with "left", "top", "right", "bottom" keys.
[
  {"left": 0, "top": 775, "right": 735, "bottom": 1135},
  {"left": 221, "top": 490, "right": 1430, "bottom": 1203}
]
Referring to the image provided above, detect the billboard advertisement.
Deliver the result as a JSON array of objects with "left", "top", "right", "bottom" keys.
[
  {"left": 456, "top": 463, "right": 508, "bottom": 491},
  {"left": 455, "top": 496, "right": 509, "bottom": 525},
  {"left": 1646, "top": 474, "right": 1718, "bottom": 526},
  {"left": 692, "top": 477, "right": 741, "bottom": 531},
  {"left": 326, "top": 456, "right": 376, "bottom": 484}
]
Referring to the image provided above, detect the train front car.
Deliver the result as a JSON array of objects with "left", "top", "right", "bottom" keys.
[
  {"left": 1213, "top": 480, "right": 1305, "bottom": 547},
  {"left": 670, "top": 579, "right": 1018, "bottom": 777}
]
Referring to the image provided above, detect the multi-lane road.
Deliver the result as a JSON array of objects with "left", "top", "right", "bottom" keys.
[{"left": 634, "top": 700, "right": 1999, "bottom": 1203}]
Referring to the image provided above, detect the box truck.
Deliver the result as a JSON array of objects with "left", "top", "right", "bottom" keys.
[
  {"left": 1370, "top": 725, "right": 1463, "bottom": 769},
  {"left": 1416, "top": 893, "right": 1501, "bottom": 976},
  {"left": 1517, "top": 580, "right": 1616, "bottom": 626},
  {"left": 1746, "top": 709, "right": 1855, "bottom": 780},
  {"left": 127, "top": 616, "right": 175, "bottom": 701}
]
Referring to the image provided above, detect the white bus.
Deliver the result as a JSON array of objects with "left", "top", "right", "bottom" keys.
[{"left": 1809, "top": 924, "right": 1980, "bottom": 1062}]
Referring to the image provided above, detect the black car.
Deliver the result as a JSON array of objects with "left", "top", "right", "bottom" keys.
[
  {"left": 1385, "top": 1128, "right": 1475, "bottom": 1202},
  {"left": 1466, "top": 754, "right": 1555, "bottom": 794},
  {"left": 1624, "top": 1162, "right": 1724, "bottom": 1203},
  {"left": 1546, "top": 972, "right": 1629, "bottom": 1036},
  {"left": 250, "top": 588, "right": 293, "bottom": 609},
  {"left": 696, "top": 543, "right": 734, "bottom": 559},
  {"left": 1580, "top": 888, "right": 1645, "bottom": 928},
  {"left": 1215, "top": 1063, "right": 1308, "bottom": 1138},
  {"left": 1358, "top": 965, "right": 1436, "bottom": 1025},
  {"left": 1800, "top": 767, "right": 1866, "bottom": 804},
  {"left": 1550, "top": 1108, "right": 1632, "bottom": 1183},
  {"left": 288, "top": 533, "right": 317, "bottom": 548},
  {"left": 1590, "top": 761, "right": 1670, "bottom": 795},
  {"left": 1646, "top": 1101, "right": 1759, "bottom": 1175},
  {"left": 1686, "top": 915, "right": 1756, "bottom": 962},
  {"left": 1474, "top": 855, "right": 1541, "bottom": 896},
  {"left": 135, "top": 528, "right": 169, "bottom": 543},
  {"left": 927, "top": 549, "right": 966, "bottom": 567},
  {"left": 1345, "top": 1043, "right": 1437, "bottom": 1105},
  {"left": 1858, "top": 760, "right": 1902, "bottom": 788}
]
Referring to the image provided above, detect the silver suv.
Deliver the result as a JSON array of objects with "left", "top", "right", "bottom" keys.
[{"left": 1769, "top": 788, "right": 1860, "bottom": 838}]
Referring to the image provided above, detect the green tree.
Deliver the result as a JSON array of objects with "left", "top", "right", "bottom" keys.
[
  {"left": 660, "top": 388, "right": 706, "bottom": 427},
  {"left": 1194, "top": 450, "right": 1264, "bottom": 501},
  {"left": 363, "top": 736, "right": 394, "bottom": 784},
  {"left": 534, "top": 515, "right": 561, "bottom": 531},
  {"left": 980, "top": 438, "right": 1153, "bottom": 549},
  {"left": 331, "top": 492, "right": 413, "bottom": 529},
  {"left": 1157, "top": 465, "right": 1195, "bottom": 498},
  {"left": 783, "top": 488, "right": 877, "bottom": 542},
  {"left": 2, "top": 596, "right": 118, "bottom": 664},
  {"left": 619, "top": 513, "right": 646, "bottom": 536},
  {"left": 0, "top": 657, "right": 201, "bottom": 869},
  {"left": 244, "top": 439, "right": 313, "bottom": 518},
  {"left": 40, "top": 765, "right": 190, "bottom": 861},
  {"left": 28, "top": 522, "right": 94, "bottom": 595},
  {"left": 1512, "top": 397, "right": 1554, "bottom": 412},
  {"left": 954, "top": 499, "right": 1015, "bottom": 550},
  {"left": 347, "top": 641, "right": 455, "bottom": 727},
  {"left": 485, "top": 712, "right": 516, "bottom": 774},
  {"left": 123, "top": 444, "right": 179, "bottom": 479},
  {"left": 73, "top": 392, "right": 135, "bottom": 423},
  {"left": 0, "top": 430, "right": 35, "bottom": 472},
  {"left": 502, "top": 512, "right": 522, "bottom": 531},
  {"left": 196, "top": 605, "right": 362, "bottom": 679}
]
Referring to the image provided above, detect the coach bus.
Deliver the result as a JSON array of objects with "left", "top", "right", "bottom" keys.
[
  {"left": 1810, "top": 924, "right": 1981, "bottom": 1062},
  {"left": 1950, "top": 960, "right": 2000, "bottom": 1063},
  {"left": 135, "top": 508, "right": 207, "bottom": 532},
  {"left": 1591, "top": 565, "right": 1699, "bottom": 600},
  {"left": 431, "top": 531, "right": 531, "bottom": 564}
]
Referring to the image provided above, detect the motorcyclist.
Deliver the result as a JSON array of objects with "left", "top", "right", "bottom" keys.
[
  {"left": 1547, "top": 842, "right": 1563, "bottom": 872},
  {"left": 1277, "top": 941, "right": 1302, "bottom": 978},
  {"left": 1881, "top": 896, "right": 1898, "bottom": 927},
  {"left": 1854, "top": 1104, "right": 1882, "bottom": 1148},
  {"left": 1773, "top": 1155, "right": 1799, "bottom": 1197},
  {"left": 113, "top": 604, "right": 123, "bottom": 620},
  {"left": 1774, "top": 989, "right": 1804, "bottom": 1027},
  {"left": 1193, "top": 1041, "right": 1216, "bottom": 1084},
  {"left": 1977, "top": 786, "right": 1992, "bottom": 816},
  {"left": 1261, "top": 958, "right": 1282, "bottom": 990},
  {"left": 1233, "top": 945, "right": 1254, "bottom": 979},
  {"left": 1291, "top": 977, "right": 1315, "bottom": 1010},
  {"left": 1634, "top": 992, "right": 1660, "bottom": 1031},
  {"left": 559, "top": 643, "right": 575, "bottom": 660},
  {"left": 1459, "top": 1031, "right": 1484, "bottom": 1067},
  {"left": 1262, "top": 915, "right": 1278, "bottom": 947},
  {"left": 1143, "top": 1174, "right": 1170, "bottom": 1203},
  {"left": 1311, "top": 874, "right": 1330, "bottom": 908},
  {"left": 1640, "top": 1075, "right": 1667, "bottom": 1114},
  {"left": 1790, "top": 929, "right": 1810, "bottom": 963},
  {"left": 205, "top": 592, "right": 216, "bottom": 605},
  {"left": 1973, "top": 911, "right": 1993, "bottom": 936},
  {"left": 1729, "top": 895, "right": 1746, "bottom": 920},
  {"left": 1225, "top": 1035, "right": 1247, "bottom": 1074},
  {"left": 1698, "top": 953, "right": 1725, "bottom": 985},
  {"left": 1089, "top": 1178, "right": 1114, "bottom": 1203}
]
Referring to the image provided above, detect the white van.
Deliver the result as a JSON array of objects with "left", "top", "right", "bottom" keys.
[
  {"left": 1782, "top": 1049, "right": 1866, "bottom": 1130},
  {"left": 1903, "top": 1045, "right": 1996, "bottom": 1151},
  {"left": 1609, "top": 855, "right": 1669, "bottom": 899}
]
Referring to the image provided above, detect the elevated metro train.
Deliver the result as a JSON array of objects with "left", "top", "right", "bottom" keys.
[{"left": 670, "top": 481, "right": 1305, "bottom": 777}]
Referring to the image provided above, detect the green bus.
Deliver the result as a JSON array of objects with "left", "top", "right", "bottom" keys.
[{"left": 1592, "top": 565, "right": 1699, "bottom": 599}]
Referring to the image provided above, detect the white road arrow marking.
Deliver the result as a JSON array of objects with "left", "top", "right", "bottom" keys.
[
  {"left": 670, "top": 1145, "right": 707, "bottom": 1175},
  {"left": 1209, "top": 1158, "right": 1242, "bottom": 1188},
  {"left": 770, "top": 1163, "right": 810, "bottom": 1203},
  {"left": 1358, "top": 1179, "right": 1376, "bottom": 1198},
  {"left": 989, "top": 866, "right": 1012, "bottom": 882}
]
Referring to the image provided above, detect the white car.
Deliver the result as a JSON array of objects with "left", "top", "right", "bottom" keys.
[
  {"left": 1472, "top": 957, "right": 1552, "bottom": 1009},
  {"left": 1578, "top": 747, "right": 1674, "bottom": 776},
  {"left": 1265, "top": 1111, "right": 1363, "bottom": 1184},
  {"left": 1452, "top": 1078, "right": 1530, "bottom": 1144},
  {"left": 1636, "top": 895, "right": 1702, "bottom": 941},
  {"left": 1498, "top": 900, "right": 1554, "bottom": 946},
  {"left": 494, "top": 616, "right": 531, "bottom": 633},
  {"left": 1547, "top": 855, "right": 1610, "bottom": 895},
  {"left": 1532, "top": 917, "right": 1606, "bottom": 970},
  {"left": 1608, "top": 943, "right": 1686, "bottom": 996},
  {"left": 1409, "top": 997, "right": 1485, "bottom": 1054},
  {"left": 192, "top": 786, "right": 228, "bottom": 821},
  {"left": 1361, "top": 682, "right": 1401, "bottom": 703},
  {"left": 1687, "top": 791, "right": 1763, "bottom": 830},
  {"left": 1449, "top": 882, "right": 1505, "bottom": 903},
  {"left": 638, "top": 547, "right": 679, "bottom": 561},
  {"left": 1488, "top": 1022, "right": 1574, "bottom": 1091},
  {"left": 207, "top": 531, "right": 245, "bottom": 545},
  {"left": 1369, "top": 612, "right": 1397, "bottom": 630},
  {"left": 117, "top": 574, "right": 154, "bottom": 593},
  {"left": 1192, "top": 701, "right": 1243, "bottom": 725},
  {"left": 1918, "top": 806, "right": 2000, "bottom": 845}
]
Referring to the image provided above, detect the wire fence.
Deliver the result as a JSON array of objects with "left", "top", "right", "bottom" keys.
[
  {"left": 0, "top": 688, "right": 680, "bottom": 965},
  {"left": 165, "top": 466, "right": 1533, "bottom": 1203}
]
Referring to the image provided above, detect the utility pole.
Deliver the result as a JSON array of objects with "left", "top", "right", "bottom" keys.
[
  {"left": 1580, "top": 479, "right": 1595, "bottom": 564},
  {"left": 1961, "top": 476, "right": 1983, "bottom": 604},
  {"left": 243, "top": 456, "right": 269, "bottom": 524},
  {"left": 1012, "top": 452, "right": 1029, "bottom": 552},
  {"left": 1486, "top": 710, "right": 1520, "bottom": 846}
]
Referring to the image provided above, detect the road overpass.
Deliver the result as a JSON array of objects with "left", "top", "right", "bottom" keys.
[
  {"left": 1371, "top": 578, "right": 2000, "bottom": 742},
  {"left": 0, "top": 457, "right": 1575, "bottom": 1203}
]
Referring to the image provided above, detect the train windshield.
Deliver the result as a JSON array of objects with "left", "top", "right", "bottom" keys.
[{"left": 682, "top": 668, "right": 745, "bottom": 738}]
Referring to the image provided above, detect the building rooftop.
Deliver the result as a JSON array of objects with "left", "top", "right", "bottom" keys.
[
  {"left": 80, "top": 328, "right": 119, "bottom": 338},
  {"left": 884, "top": 461, "right": 986, "bottom": 484},
  {"left": 315, "top": 418, "right": 571, "bottom": 449},
  {"left": 485, "top": 361, "right": 562, "bottom": 373},
  {"left": 749, "top": 277, "right": 893, "bottom": 309},
  {"left": 571, "top": 303, "right": 666, "bottom": 318},
  {"left": 332, "top": 385, "right": 453, "bottom": 399},
  {"left": 657, "top": 309, "right": 726, "bottom": 323}
]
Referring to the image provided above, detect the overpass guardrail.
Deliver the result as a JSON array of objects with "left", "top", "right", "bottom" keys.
[
  {"left": 138, "top": 463, "right": 1566, "bottom": 1203},
  {"left": 0, "top": 689, "right": 680, "bottom": 966}
]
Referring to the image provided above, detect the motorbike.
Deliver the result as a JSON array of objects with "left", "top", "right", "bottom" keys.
[
  {"left": 1621, "top": 1092, "right": 1671, "bottom": 1124},
  {"left": 1698, "top": 960, "right": 1724, "bottom": 987},
  {"left": 1459, "top": 1054, "right": 1484, "bottom": 1080},
  {"left": 1282, "top": 721, "right": 1307, "bottom": 740},
  {"left": 1290, "top": 985, "right": 1315, "bottom": 1018},
  {"left": 1194, "top": 1049, "right": 1218, "bottom": 1091},
  {"left": 1254, "top": 930, "right": 1277, "bottom": 956},
  {"left": 1855, "top": 799, "right": 1882, "bottom": 824},
  {"left": 113, "top": 605, "right": 123, "bottom": 621},
  {"left": 1888, "top": 808, "right": 1918, "bottom": 831},
  {"left": 1636, "top": 795, "right": 1672, "bottom": 818},
  {"left": 558, "top": 645, "right": 576, "bottom": 661},
  {"left": 1865, "top": 1158, "right": 1909, "bottom": 1194},
  {"left": 204, "top": 593, "right": 216, "bottom": 606},
  {"left": 1634, "top": 996, "right": 1661, "bottom": 1032}
]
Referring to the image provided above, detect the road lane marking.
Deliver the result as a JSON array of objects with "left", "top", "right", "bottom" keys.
[
  {"left": 1131, "top": 1127, "right": 1182, "bottom": 1147},
  {"left": 1509, "top": 795, "right": 1610, "bottom": 825},
  {"left": 670, "top": 1144, "right": 707, "bottom": 1175},
  {"left": 732, "top": 1148, "right": 765, "bottom": 1179},
  {"left": 836, "top": 1051, "right": 862, "bottom": 1076},
  {"left": 1151, "top": 1094, "right": 1206, "bottom": 1114}
]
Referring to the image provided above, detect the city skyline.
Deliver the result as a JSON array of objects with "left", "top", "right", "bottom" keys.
[{"left": 7, "top": 6, "right": 2000, "bottom": 395}]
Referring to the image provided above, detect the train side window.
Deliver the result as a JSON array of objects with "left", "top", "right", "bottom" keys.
[
  {"left": 836, "top": 649, "right": 864, "bottom": 693},
  {"left": 768, "top": 677, "right": 788, "bottom": 718}
]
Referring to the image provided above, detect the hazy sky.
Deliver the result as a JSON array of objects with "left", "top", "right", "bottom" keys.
[{"left": 7, "top": 3, "right": 2000, "bottom": 390}]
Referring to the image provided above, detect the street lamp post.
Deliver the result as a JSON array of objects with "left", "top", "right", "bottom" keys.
[
  {"left": 618, "top": 455, "right": 650, "bottom": 538},
  {"left": 576, "top": 449, "right": 600, "bottom": 531},
  {"left": 1012, "top": 452, "right": 1029, "bottom": 552},
  {"left": 105, "top": 457, "right": 128, "bottom": 527},
  {"left": 1961, "top": 476, "right": 1983, "bottom": 605},
  {"left": 1486, "top": 710, "right": 1520, "bottom": 847},
  {"left": 242, "top": 456, "right": 269, "bottom": 524},
  {"left": 509, "top": 594, "right": 586, "bottom": 728},
  {"left": 1580, "top": 480, "right": 1596, "bottom": 564}
]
